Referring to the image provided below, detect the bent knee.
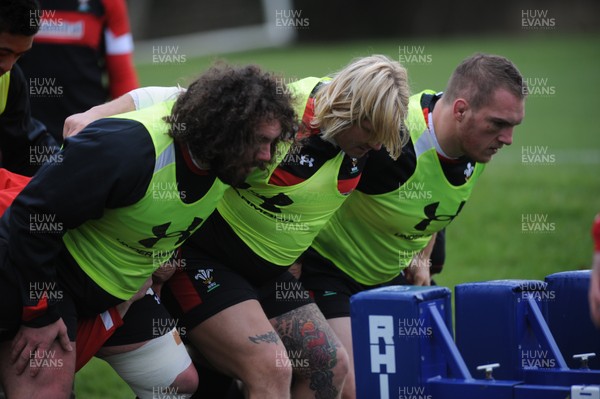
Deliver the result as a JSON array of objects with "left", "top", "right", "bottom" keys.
[
  {"left": 171, "top": 363, "right": 198, "bottom": 394},
  {"left": 239, "top": 350, "right": 293, "bottom": 390},
  {"left": 102, "top": 329, "right": 193, "bottom": 398},
  {"left": 334, "top": 345, "right": 350, "bottom": 374}
]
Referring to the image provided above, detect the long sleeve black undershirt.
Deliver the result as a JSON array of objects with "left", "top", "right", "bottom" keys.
[
  {"left": 0, "top": 117, "right": 155, "bottom": 327},
  {"left": 0, "top": 64, "right": 58, "bottom": 176}
]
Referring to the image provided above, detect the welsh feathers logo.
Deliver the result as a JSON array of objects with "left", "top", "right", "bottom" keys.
[{"left": 194, "top": 269, "right": 220, "bottom": 292}]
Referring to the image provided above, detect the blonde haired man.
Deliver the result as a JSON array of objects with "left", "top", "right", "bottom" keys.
[
  {"left": 300, "top": 53, "right": 527, "bottom": 398},
  {"left": 65, "top": 54, "right": 410, "bottom": 398}
]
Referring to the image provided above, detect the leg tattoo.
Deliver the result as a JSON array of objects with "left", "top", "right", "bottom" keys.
[
  {"left": 248, "top": 331, "right": 280, "bottom": 345},
  {"left": 273, "top": 305, "right": 340, "bottom": 399}
]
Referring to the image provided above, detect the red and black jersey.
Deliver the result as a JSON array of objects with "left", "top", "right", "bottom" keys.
[
  {"left": 0, "top": 167, "right": 123, "bottom": 370},
  {"left": 269, "top": 93, "right": 366, "bottom": 195},
  {"left": 0, "top": 115, "right": 216, "bottom": 329},
  {"left": 358, "top": 92, "right": 476, "bottom": 195},
  {"left": 18, "top": 0, "right": 139, "bottom": 141}
]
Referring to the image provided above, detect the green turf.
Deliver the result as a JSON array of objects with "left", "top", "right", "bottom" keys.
[
  {"left": 75, "top": 32, "right": 600, "bottom": 397},
  {"left": 75, "top": 357, "right": 134, "bottom": 398}
]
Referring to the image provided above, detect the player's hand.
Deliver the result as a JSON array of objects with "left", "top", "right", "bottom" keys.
[
  {"left": 10, "top": 318, "right": 73, "bottom": 377},
  {"left": 63, "top": 93, "right": 136, "bottom": 139},
  {"left": 63, "top": 110, "right": 100, "bottom": 138},
  {"left": 151, "top": 263, "right": 178, "bottom": 297},
  {"left": 115, "top": 277, "right": 153, "bottom": 318},
  {"left": 288, "top": 262, "right": 302, "bottom": 279},
  {"left": 404, "top": 256, "right": 431, "bottom": 286},
  {"left": 153, "top": 264, "right": 177, "bottom": 285}
]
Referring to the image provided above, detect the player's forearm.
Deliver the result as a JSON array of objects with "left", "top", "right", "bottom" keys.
[
  {"left": 87, "top": 93, "right": 136, "bottom": 119},
  {"left": 63, "top": 87, "right": 183, "bottom": 138},
  {"left": 63, "top": 93, "right": 135, "bottom": 138},
  {"left": 129, "top": 86, "right": 182, "bottom": 110},
  {"left": 405, "top": 234, "right": 437, "bottom": 285},
  {"left": 419, "top": 233, "right": 437, "bottom": 260}
]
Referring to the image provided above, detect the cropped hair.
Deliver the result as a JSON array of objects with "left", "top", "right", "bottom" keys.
[
  {"left": 312, "top": 55, "right": 410, "bottom": 160},
  {"left": 443, "top": 53, "right": 527, "bottom": 110},
  {"left": 167, "top": 63, "right": 296, "bottom": 184},
  {"left": 0, "top": 0, "right": 40, "bottom": 36}
]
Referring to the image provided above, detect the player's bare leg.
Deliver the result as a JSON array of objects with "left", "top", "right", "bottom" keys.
[
  {"left": 187, "top": 299, "right": 292, "bottom": 399},
  {"left": 98, "top": 337, "right": 198, "bottom": 398},
  {"left": 271, "top": 303, "right": 349, "bottom": 399},
  {"left": 0, "top": 339, "right": 76, "bottom": 399},
  {"left": 327, "top": 317, "right": 355, "bottom": 399}
]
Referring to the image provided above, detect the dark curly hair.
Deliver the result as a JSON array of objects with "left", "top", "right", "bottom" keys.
[
  {"left": 168, "top": 63, "right": 297, "bottom": 186},
  {"left": 0, "top": 0, "right": 41, "bottom": 36}
]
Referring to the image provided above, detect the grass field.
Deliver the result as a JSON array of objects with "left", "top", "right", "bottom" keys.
[{"left": 75, "top": 32, "right": 600, "bottom": 397}]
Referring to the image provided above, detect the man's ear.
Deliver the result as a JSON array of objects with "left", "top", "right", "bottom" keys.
[{"left": 453, "top": 98, "right": 469, "bottom": 121}]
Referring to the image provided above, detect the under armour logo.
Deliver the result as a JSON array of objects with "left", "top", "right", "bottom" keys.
[
  {"left": 414, "top": 201, "right": 466, "bottom": 231},
  {"left": 464, "top": 163, "right": 474, "bottom": 179},
  {"left": 257, "top": 192, "right": 294, "bottom": 213},
  {"left": 236, "top": 186, "right": 294, "bottom": 214},
  {"left": 299, "top": 155, "right": 314, "bottom": 167},
  {"left": 138, "top": 217, "right": 204, "bottom": 248},
  {"left": 78, "top": 0, "right": 91, "bottom": 12},
  {"left": 149, "top": 289, "right": 161, "bottom": 304}
]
